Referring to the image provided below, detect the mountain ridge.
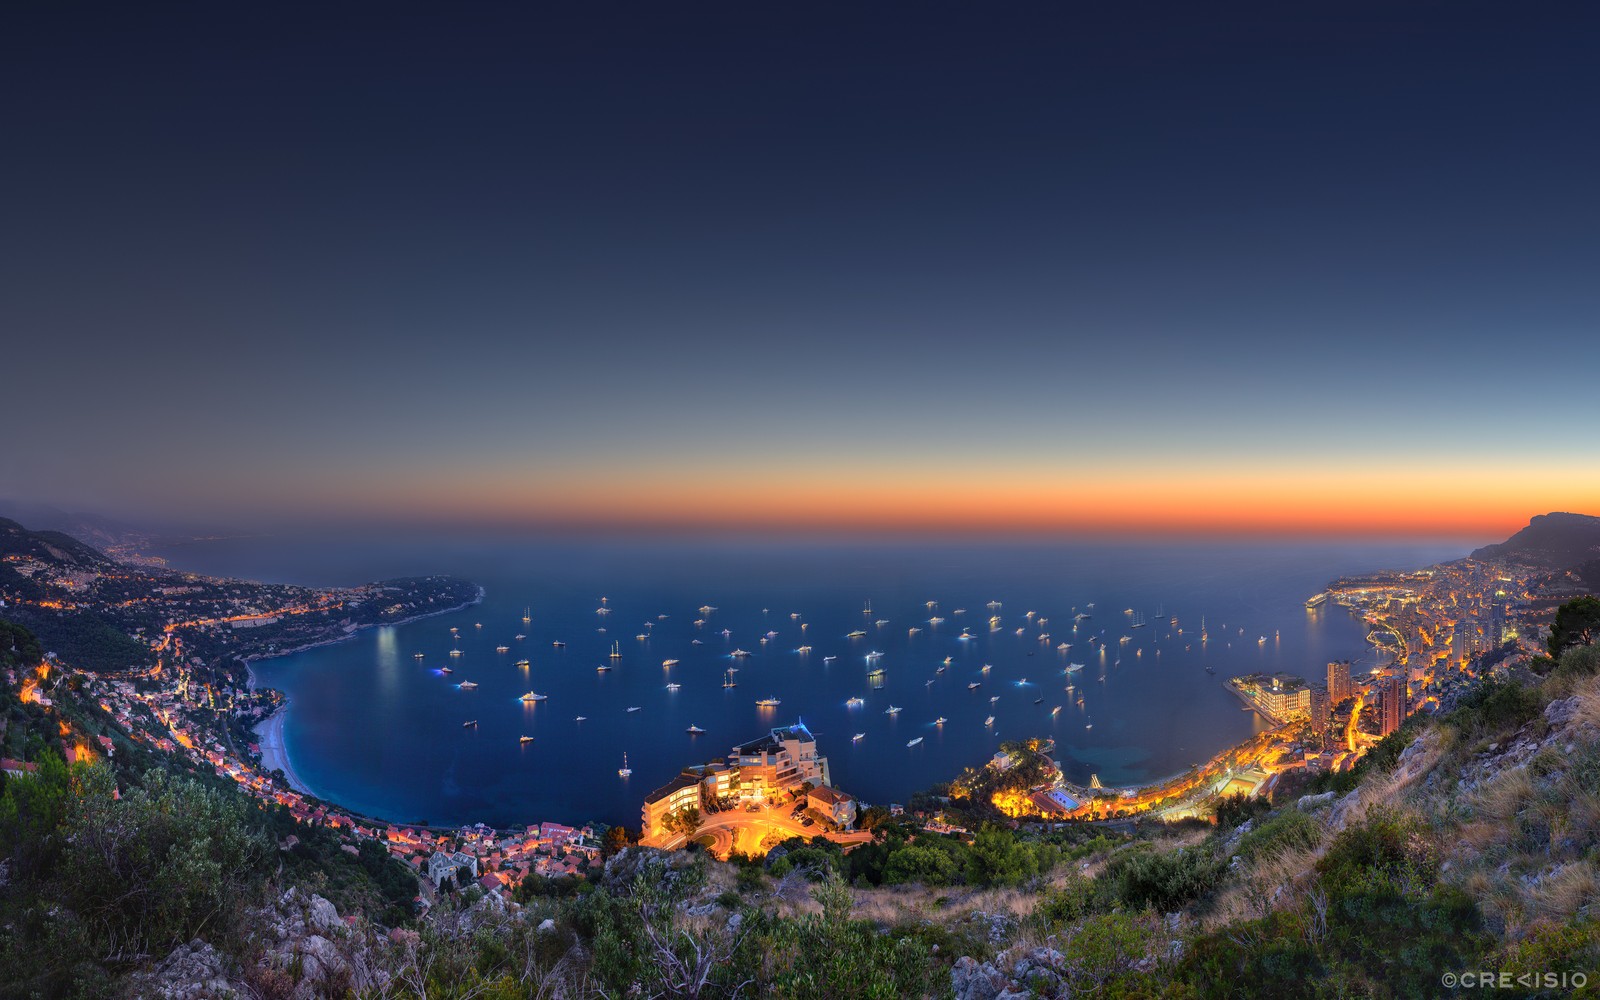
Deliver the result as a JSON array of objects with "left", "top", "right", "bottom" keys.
[{"left": 1469, "top": 511, "right": 1600, "bottom": 569}]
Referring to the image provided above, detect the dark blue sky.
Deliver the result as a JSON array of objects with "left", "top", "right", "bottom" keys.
[{"left": 4, "top": 2, "right": 1598, "bottom": 532}]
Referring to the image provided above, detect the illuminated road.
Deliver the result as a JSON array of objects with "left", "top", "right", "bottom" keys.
[{"left": 646, "top": 802, "right": 871, "bottom": 858}]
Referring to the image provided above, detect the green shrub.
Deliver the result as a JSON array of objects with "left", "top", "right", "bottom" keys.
[
  {"left": 881, "top": 843, "right": 959, "bottom": 886},
  {"left": 1233, "top": 809, "right": 1321, "bottom": 861},
  {"left": 1102, "top": 844, "right": 1227, "bottom": 911},
  {"left": 1554, "top": 643, "right": 1600, "bottom": 681},
  {"left": 1446, "top": 678, "right": 1545, "bottom": 738}
]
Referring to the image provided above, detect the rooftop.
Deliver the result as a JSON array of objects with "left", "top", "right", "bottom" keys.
[
  {"left": 643, "top": 772, "right": 701, "bottom": 804},
  {"left": 807, "top": 785, "right": 853, "bottom": 806}
]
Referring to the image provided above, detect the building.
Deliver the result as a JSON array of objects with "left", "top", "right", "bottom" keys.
[
  {"left": 1378, "top": 673, "right": 1407, "bottom": 736},
  {"left": 640, "top": 721, "right": 844, "bottom": 841},
  {"left": 726, "top": 721, "right": 830, "bottom": 800},
  {"left": 806, "top": 785, "right": 857, "bottom": 828},
  {"left": 1308, "top": 688, "right": 1332, "bottom": 741},
  {"left": 1327, "top": 661, "right": 1355, "bottom": 705},
  {"left": 640, "top": 772, "right": 703, "bottom": 839},
  {"left": 1232, "top": 674, "right": 1312, "bottom": 722},
  {"left": 427, "top": 850, "right": 478, "bottom": 888}
]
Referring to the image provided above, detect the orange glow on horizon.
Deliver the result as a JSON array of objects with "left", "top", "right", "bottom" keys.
[{"left": 165, "top": 455, "right": 1600, "bottom": 539}]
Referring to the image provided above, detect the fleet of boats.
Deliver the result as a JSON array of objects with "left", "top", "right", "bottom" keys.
[{"left": 421, "top": 593, "right": 1278, "bottom": 784}]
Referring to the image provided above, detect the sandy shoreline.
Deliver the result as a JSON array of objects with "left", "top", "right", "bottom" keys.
[
  {"left": 244, "top": 586, "right": 485, "bottom": 801},
  {"left": 252, "top": 703, "right": 313, "bottom": 795}
]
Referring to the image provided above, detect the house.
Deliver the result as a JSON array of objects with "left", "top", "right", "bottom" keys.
[
  {"left": 0, "top": 758, "right": 38, "bottom": 778},
  {"left": 427, "top": 850, "right": 479, "bottom": 888},
  {"left": 806, "top": 785, "right": 857, "bottom": 828}
]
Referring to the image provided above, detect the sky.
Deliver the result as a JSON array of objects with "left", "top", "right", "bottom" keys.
[{"left": 3, "top": 1, "right": 1598, "bottom": 537}]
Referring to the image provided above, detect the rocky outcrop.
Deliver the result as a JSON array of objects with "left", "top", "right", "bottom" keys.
[
  {"left": 250, "top": 888, "right": 393, "bottom": 999},
  {"left": 601, "top": 846, "right": 702, "bottom": 895},
  {"left": 1295, "top": 790, "right": 1337, "bottom": 811},
  {"left": 951, "top": 955, "right": 1009, "bottom": 1000},
  {"left": 121, "top": 939, "right": 240, "bottom": 999}
]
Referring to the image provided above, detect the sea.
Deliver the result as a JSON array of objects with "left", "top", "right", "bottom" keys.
[{"left": 153, "top": 534, "right": 1469, "bottom": 830}]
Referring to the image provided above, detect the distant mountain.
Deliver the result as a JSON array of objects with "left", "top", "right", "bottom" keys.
[
  {"left": 0, "top": 516, "right": 117, "bottom": 570},
  {"left": 1470, "top": 511, "right": 1600, "bottom": 569},
  {"left": 0, "top": 499, "right": 147, "bottom": 550}
]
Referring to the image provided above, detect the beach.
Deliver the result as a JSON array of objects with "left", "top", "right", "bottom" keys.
[{"left": 253, "top": 704, "right": 313, "bottom": 795}]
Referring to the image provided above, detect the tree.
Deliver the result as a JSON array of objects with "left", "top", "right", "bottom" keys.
[
  {"left": 665, "top": 806, "right": 701, "bottom": 836},
  {"left": 603, "top": 824, "right": 632, "bottom": 857},
  {"left": 0, "top": 749, "right": 72, "bottom": 878},
  {"left": 1548, "top": 595, "right": 1600, "bottom": 656},
  {"left": 857, "top": 805, "right": 891, "bottom": 832},
  {"left": 881, "top": 843, "right": 959, "bottom": 886}
]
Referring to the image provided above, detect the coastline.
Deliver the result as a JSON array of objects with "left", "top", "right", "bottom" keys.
[
  {"left": 253, "top": 702, "right": 314, "bottom": 795},
  {"left": 244, "top": 585, "right": 485, "bottom": 802},
  {"left": 242, "top": 586, "right": 485, "bottom": 665}
]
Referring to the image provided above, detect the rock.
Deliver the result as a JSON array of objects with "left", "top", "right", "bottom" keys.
[
  {"left": 1327, "top": 788, "right": 1365, "bottom": 832},
  {"left": 297, "top": 934, "right": 345, "bottom": 982},
  {"left": 308, "top": 895, "right": 341, "bottom": 934},
  {"left": 537, "top": 918, "right": 557, "bottom": 934},
  {"left": 726, "top": 912, "right": 743, "bottom": 933},
  {"left": 1398, "top": 737, "right": 1426, "bottom": 765},
  {"left": 602, "top": 846, "right": 701, "bottom": 893},
  {"left": 1222, "top": 819, "right": 1254, "bottom": 851},
  {"left": 951, "top": 956, "right": 1007, "bottom": 1000},
  {"left": 1296, "top": 791, "right": 1337, "bottom": 811},
  {"left": 124, "top": 939, "right": 239, "bottom": 999},
  {"left": 1546, "top": 697, "right": 1581, "bottom": 728}
]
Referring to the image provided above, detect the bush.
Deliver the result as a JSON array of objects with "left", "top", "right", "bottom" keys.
[
  {"left": 1554, "top": 643, "right": 1600, "bottom": 681},
  {"left": 1032, "top": 870, "right": 1097, "bottom": 928},
  {"left": 1233, "top": 809, "right": 1321, "bottom": 861},
  {"left": 736, "top": 863, "right": 766, "bottom": 893},
  {"left": 1215, "top": 792, "right": 1273, "bottom": 831},
  {"left": 1445, "top": 678, "right": 1545, "bottom": 739},
  {"left": 882, "top": 843, "right": 960, "bottom": 886},
  {"left": 1102, "top": 844, "right": 1227, "bottom": 911},
  {"left": 758, "top": 872, "right": 948, "bottom": 999}
]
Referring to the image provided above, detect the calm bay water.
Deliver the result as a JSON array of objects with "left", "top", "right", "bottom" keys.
[{"left": 157, "top": 535, "right": 1467, "bottom": 829}]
